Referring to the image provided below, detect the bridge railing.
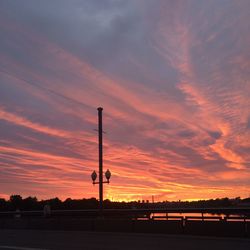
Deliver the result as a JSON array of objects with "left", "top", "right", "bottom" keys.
[{"left": 0, "top": 207, "right": 250, "bottom": 222}]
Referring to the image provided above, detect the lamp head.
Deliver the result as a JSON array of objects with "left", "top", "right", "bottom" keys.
[
  {"left": 91, "top": 170, "right": 97, "bottom": 182},
  {"left": 105, "top": 169, "right": 111, "bottom": 180}
]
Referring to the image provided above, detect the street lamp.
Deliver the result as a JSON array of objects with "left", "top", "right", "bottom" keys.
[
  {"left": 91, "top": 107, "right": 111, "bottom": 211},
  {"left": 91, "top": 169, "right": 111, "bottom": 185}
]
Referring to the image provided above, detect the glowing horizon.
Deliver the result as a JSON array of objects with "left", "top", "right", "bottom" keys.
[{"left": 0, "top": 0, "right": 250, "bottom": 202}]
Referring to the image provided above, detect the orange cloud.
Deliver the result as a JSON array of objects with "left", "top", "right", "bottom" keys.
[
  {"left": 0, "top": 107, "right": 72, "bottom": 138},
  {"left": 0, "top": 1, "right": 250, "bottom": 201}
]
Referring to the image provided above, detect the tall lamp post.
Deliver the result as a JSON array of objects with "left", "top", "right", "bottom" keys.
[{"left": 91, "top": 107, "right": 111, "bottom": 211}]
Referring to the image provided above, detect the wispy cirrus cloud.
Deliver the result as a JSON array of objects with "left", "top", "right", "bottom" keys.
[{"left": 0, "top": 0, "right": 249, "bottom": 201}]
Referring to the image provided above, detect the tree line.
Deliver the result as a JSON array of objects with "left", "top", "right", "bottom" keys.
[{"left": 0, "top": 195, "right": 249, "bottom": 211}]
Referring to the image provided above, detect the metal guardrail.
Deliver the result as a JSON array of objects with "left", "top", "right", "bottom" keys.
[
  {"left": 0, "top": 207, "right": 250, "bottom": 221},
  {"left": 185, "top": 216, "right": 222, "bottom": 221},
  {"left": 1, "top": 209, "right": 250, "bottom": 237},
  {"left": 151, "top": 215, "right": 183, "bottom": 220}
]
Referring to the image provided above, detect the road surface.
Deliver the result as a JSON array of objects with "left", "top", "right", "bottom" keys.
[{"left": 0, "top": 230, "right": 250, "bottom": 250}]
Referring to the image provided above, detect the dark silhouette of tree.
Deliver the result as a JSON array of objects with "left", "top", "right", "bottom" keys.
[
  {"left": 0, "top": 195, "right": 249, "bottom": 211},
  {"left": 23, "top": 196, "right": 38, "bottom": 210},
  {"left": 9, "top": 195, "right": 23, "bottom": 210},
  {"left": 0, "top": 198, "right": 7, "bottom": 211},
  {"left": 47, "top": 197, "right": 62, "bottom": 210}
]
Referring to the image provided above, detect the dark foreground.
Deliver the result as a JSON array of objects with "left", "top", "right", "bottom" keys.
[
  {"left": 0, "top": 230, "right": 250, "bottom": 250},
  {"left": 1, "top": 217, "right": 250, "bottom": 238}
]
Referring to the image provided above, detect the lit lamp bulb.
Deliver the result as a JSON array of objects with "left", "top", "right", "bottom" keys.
[{"left": 105, "top": 169, "right": 111, "bottom": 183}]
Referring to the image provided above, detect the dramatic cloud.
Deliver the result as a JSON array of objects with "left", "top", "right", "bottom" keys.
[{"left": 0, "top": 0, "right": 249, "bottom": 201}]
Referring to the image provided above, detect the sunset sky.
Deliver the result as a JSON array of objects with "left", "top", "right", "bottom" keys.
[{"left": 0, "top": 0, "right": 250, "bottom": 201}]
